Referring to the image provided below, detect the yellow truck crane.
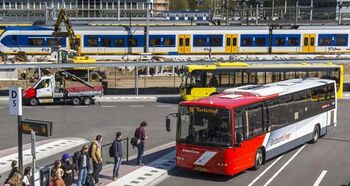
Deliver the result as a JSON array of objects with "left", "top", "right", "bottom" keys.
[{"left": 52, "top": 9, "right": 105, "bottom": 81}]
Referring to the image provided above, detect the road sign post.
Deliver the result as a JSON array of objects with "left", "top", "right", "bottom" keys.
[
  {"left": 31, "top": 130, "right": 36, "bottom": 186},
  {"left": 9, "top": 86, "right": 23, "bottom": 175}
]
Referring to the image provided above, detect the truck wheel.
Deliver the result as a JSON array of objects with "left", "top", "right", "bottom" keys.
[
  {"left": 29, "top": 98, "right": 39, "bottom": 106},
  {"left": 72, "top": 97, "right": 81, "bottom": 105},
  {"left": 83, "top": 97, "right": 92, "bottom": 105}
]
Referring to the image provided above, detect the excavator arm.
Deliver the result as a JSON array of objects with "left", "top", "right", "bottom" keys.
[{"left": 53, "top": 9, "right": 79, "bottom": 52}]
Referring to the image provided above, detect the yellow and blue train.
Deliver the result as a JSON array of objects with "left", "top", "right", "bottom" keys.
[{"left": 1, "top": 25, "right": 350, "bottom": 55}]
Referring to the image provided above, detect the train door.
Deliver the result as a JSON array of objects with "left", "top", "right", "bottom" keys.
[
  {"left": 178, "top": 34, "right": 191, "bottom": 54},
  {"left": 303, "top": 34, "right": 316, "bottom": 53},
  {"left": 225, "top": 34, "right": 238, "bottom": 54}
]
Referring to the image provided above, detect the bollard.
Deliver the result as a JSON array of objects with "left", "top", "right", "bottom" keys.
[{"left": 39, "top": 166, "right": 50, "bottom": 186}]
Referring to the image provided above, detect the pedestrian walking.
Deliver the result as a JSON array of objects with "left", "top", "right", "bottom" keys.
[
  {"left": 91, "top": 135, "right": 103, "bottom": 185},
  {"left": 61, "top": 154, "right": 73, "bottom": 186},
  {"left": 4, "top": 160, "right": 17, "bottom": 185},
  {"left": 5, "top": 167, "right": 21, "bottom": 186},
  {"left": 112, "top": 132, "right": 123, "bottom": 180},
  {"left": 22, "top": 167, "right": 31, "bottom": 186},
  {"left": 76, "top": 145, "right": 90, "bottom": 186},
  {"left": 51, "top": 160, "right": 65, "bottom": 186},
  {"left": 134, "top": 121, "right": 148, "bottom": 166}
]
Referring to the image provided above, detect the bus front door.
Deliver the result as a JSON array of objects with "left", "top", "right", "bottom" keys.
[
  {"left": 303, "top": 34, "right": 316, "bottom": 53},
  {"left": 225, "top": 34, "right": 238, "bottom": 54},
  {"left": 178, "top": 35, "right": 191, "bottom": 54}
]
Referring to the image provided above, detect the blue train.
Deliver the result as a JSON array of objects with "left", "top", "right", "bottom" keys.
[{"left": 1, "top": 25, "right": 350, "bottom": 55}]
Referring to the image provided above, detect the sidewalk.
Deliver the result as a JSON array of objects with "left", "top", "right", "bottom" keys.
[
  {"left": 98, "top": 141, "right": 175, "bottom": 186},
  {"left": 0, "top": 94, "right": 179, "bottom": 103}
]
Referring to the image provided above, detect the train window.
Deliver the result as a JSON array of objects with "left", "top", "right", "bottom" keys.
[
  {"left": 232, "top": 38, "right": 237, "bottom": 46},
  {"left": 304, "top": 37, "right": 309, "bottom": 46},
  {"left": 114, "top": 38, "right": 124, "bottom": 47},
  {"left": 334, "top": 34, "right": 347, "bottom": 46},
  {"left": 29, "top": 38, "right": 44, "bottom": 47},
  {"left": 164, "top": 38, "right": 175, "bottom": 46},
  {"left": 101, "top": 38, "right": 111, "bottom": 47},
  {"left": 128, "top": 38, "right": 138, "bottom": 47},
  {"left": 48, "top": 38, "right": 60, "bottom": 47},
  {"left": 320, "top": 37, "right": 332, "bottom": 46},
  {"left": 179, "top": 38, "right": 184, "bottom": 46},
  {"left": 275, "top": 38, "right": 285, "bottom": 46},
  {"left": 210, "top": 37, "right": 222, "bottom": 47},
  {"left": 87, "top": 37, "right": 98, "bottom": 47},
  {"left": 310, "top": 37, "right": 315, "bottom": 46},
  {"left": 242, "top": 38, "right": 253, "bottom": 46},
  {"left": 185, "top": 38, "right": 190, "bottom": 46},
  {"left": 226, "top": 38, "right": 231, "bottom": 46},
  {"left": 288, "top": 38, "right": 299, "bottom": 46},
  {"left": 194, "top": 38, "right": 206, "bottom": 46},
  {"left": 256, "top": 38, "right": 266, "bottom": 46},
  {"left": 150, "top": 38, "right": 161, "bottom": 47}
]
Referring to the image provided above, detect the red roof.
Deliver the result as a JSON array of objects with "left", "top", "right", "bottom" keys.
[{"left": 180, "top": 93, "right": 279, "bottom": 109}]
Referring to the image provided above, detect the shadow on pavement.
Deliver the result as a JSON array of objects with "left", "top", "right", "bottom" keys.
[
  {"left": 124, "top": 145, "right": 175, "bottom": 166},
  {"left": 156, "top": 96, "right": 181, "bottom": 104}
]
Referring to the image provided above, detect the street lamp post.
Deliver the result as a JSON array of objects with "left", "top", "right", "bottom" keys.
[{"left": 145, "top": 0, "right": 150, "bottom": 53}]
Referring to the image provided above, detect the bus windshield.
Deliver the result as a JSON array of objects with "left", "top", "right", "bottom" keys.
[{"left": 177, "top": 105, "right": 232, "bottom": 147}]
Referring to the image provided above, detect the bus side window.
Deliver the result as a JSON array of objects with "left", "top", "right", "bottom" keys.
[
  {"left": 247, "top": 104, "right": 264, "bottom": 138},
  {"left": 234, "top": 110, "right": 245, "bottom": 143}
]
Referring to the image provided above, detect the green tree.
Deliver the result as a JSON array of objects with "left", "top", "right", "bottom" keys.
[
  {"left": 169, "top": 0, "right": 189, "bottom": 10},
  {"left": 187, "top": 0, "right": 198, "bottom": 10}
]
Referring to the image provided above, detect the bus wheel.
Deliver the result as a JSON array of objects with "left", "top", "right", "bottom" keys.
[
  {"left": 83, "top": 97, "right": 92, "bottom": 105},
  {"left": 253, "top": 148, "right": 263, "bottom": 170},
  {"left": 29, "top": 97, "right": 39, "bottom": 106},
  {"left": 311, "top": 125, "right": 320, "bottom": 144},
  {"left": 72, "top": 97, "right": 81, "bottom": 105}
]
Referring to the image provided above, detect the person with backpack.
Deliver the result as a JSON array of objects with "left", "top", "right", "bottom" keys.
[
  {"left": 90, "top": 135, "right": 103, "bottom": 185},
  {"left": 76, "top": 145, "right": 90, "bottom": 186},
  {"left": 134, "top": 121, "right": 148, "bottom": 166},
  {"left": 111, "top": 132, "right": 123, "bottom": 180},
  {"left": 4, "top": 160, "right": 17, "bottom": 185}
]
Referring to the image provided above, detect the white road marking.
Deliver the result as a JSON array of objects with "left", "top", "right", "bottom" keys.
[
  {"left": 264, "top": 144, "right": 306, "bottom": 186},
  {"left": 156, "top": 105, "right": 172, "bottom": 108},
  {"left": 248, "top": 155, "right": 284, "bottom": 186},
  {"left": 313, "top": 170, "right": 327, "bottom": 186},
  {"left": 73, "top": 106, "right": 89, "bottom": 108},
  {"left": 101, "top": 105, "right": 117, "bottom": 108},
  {"left": 0, "top": 106, "right": 5, "bottom": 109},
  {"left": 44, "top": 106, "right": 61, "bottom": 109},
  {"left": 129, "top": 105, "right": 145, "bottom": 108}
]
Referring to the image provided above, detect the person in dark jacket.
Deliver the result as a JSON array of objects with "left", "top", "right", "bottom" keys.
[
  {"left": 61, "top": 154, "right": 73, "bottom": 186},
  {"left": 134, "top": 121, "right": 148, "bottom": 166},
  {"left": 77, "top": 145, "right": 90, "bottom": 186},
  {"left": 112, "top": 132, "right": 123, "bottom": 180}
]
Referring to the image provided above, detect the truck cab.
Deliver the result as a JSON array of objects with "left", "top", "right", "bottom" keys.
[{"left": 23, "top": 75, "right": 56, "bottom": 105}]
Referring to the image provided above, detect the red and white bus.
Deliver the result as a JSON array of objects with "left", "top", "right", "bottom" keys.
[{"left": 166, "top": 78, "right": 337, "bottom": 175}]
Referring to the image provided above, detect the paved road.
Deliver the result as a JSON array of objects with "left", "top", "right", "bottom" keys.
[
  {"left": 158, "top": 100, "right": 350, "bottom": 186},
  {"left": 0, "top": 100, "right": 178, "bottom": 151}
]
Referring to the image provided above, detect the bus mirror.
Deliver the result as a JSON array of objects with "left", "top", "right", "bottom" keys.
[{"left": 166, "top": 118, "right": 171, "bottom": 132}]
